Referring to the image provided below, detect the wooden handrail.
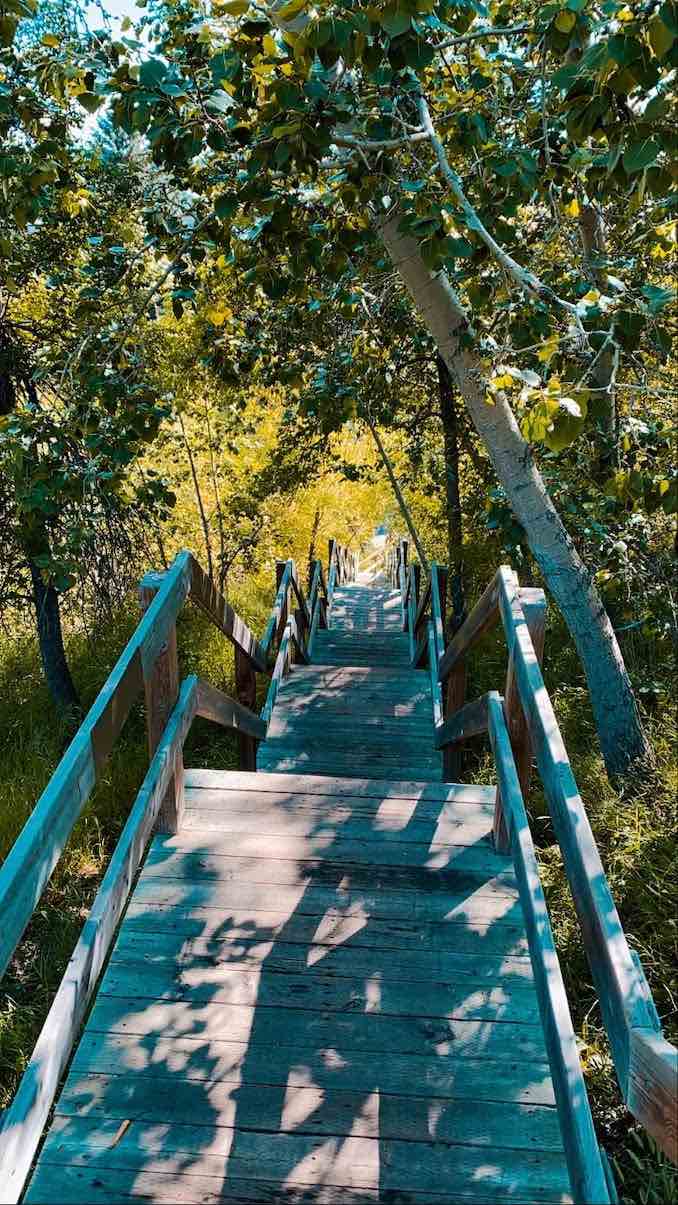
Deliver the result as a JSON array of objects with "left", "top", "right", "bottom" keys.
[
  {"left": 487, "top": 692, "right": 612, "bottom": 1203},
  {"left": 434, "top": 693, "right": 490, "bottom": 749},
  {"left": 0, "top": 670, "right": 268, "bottom": 1201}
]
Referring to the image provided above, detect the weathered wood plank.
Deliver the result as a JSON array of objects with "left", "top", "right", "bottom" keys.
[
  {"left": 188, "top": 555, "right": 267, "bottom": 671},
  {"left": 0, "top": 549, "right": 193, "bottom": 984},
  {"left": 183, "top": 784, "right": 493, "bottom": 815},
  {"left": 139, "top": 583, "right": 183, "bottom": 833},
  {"left": 69, "top": 1031, "right": 554, "bottom": 1111},
  {"left": 98, "top": 940, "right": 539, "bottom": 1029},
  {"left": 143, "top": 828, "right": 508, "bottom": 874},
  {"left": 438, "top": 571, "right": 501, "bottom": 685},
  {"left": 183, "top": 768, "right": 497, "bottom": 803},
  {"left": 26, "top": 1161, "right": 569, "bottom": 1205},
  {"left": 487, "top": 692, "right": 611, "bottom": 1204},
  {"left": 196, "top": 680, "right": 266, "bottom": 740},
  {"left": 0, "top": 676, "right": 198, "bottom": 1205},
  {"left": 112, "top": 928, "right": 535, "bottom": 998},
  {"left": 435, "top": 693, "right": 490, "bottom": 749},
  {"left": 182, "top": 808, "right": 493, "bottom": 847},
  {"left": 52, "top": 1078, "right": 562, "bottom": 1152},
  {"left": 28, "top": 1115, "right": 572, "bottom": 1202},
  {"left": 628, "top": 1029, "right": 678, "bottom": 1164},
  {"left": 495, "top": 568, "right": 664, "bottom": 1119}
]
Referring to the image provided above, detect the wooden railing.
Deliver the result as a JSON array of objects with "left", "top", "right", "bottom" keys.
[
  {"left": 0, "top": 536, "right": 356, "bottom": 1201},
  {"left": 392, "top": 549, "right": 677, "bottom": 1170}
]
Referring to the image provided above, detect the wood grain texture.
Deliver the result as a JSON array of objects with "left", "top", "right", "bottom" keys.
[
  {"left": 0, "top": 549, "right": 193, "bottom": 983},
  {"left": 0, "top": 676, "right": 198, "bottom": 1205}
]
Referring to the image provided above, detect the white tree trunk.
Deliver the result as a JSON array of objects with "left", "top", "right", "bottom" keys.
[{"left": 380, "top": 213, "right": 649, "bottom": 779}]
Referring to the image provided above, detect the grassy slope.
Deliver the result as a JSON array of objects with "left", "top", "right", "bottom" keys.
[{"left": 0, "top": 595, "right": 676, "bottom": 1202}]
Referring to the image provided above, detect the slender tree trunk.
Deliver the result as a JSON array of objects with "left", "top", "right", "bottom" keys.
[
  {"left": 381, "top": 213, "right": 650, "bottom": 780},
  {"left": 367, "top": 417, "right": 430, "bottom": 573},
  {"left": 579, "top": 203, "right": 619, "bottom": 477},
  {"left": 28, "top": 558, "right": 80, "bottom": 714},
  {"left": 308, "top": 505, "right": 322, "bottom": 589},
  {"left": 178, "top": 413, "right": 214, "bottom": 581},
  {"left": 437, "top": 354, "right": 466, "bottom": 633}
]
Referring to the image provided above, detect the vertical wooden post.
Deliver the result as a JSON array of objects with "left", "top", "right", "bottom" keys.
[
  {"left": 493, "top": 586, "right": 547, "bottom": 852},
  {"left": 412, "top": 563, "right": 421, "bottom": 614},
  {"left": 328, "top": 539, "right": 336, "bottom": 584},
  {"left": 275, "top": 560, "right": 288, "bottom": 646},
  {"left": 235, "top": 647, "right": 258, "bottom": 771},
  {"left": 443, "top": 662, "right": 466, "bottom": 782},
  {"left": 436, "top": 565, "right": 449, "bottom": 638},
  {"left": 139, "top": 586, "right": 184, "bottom": 833}
]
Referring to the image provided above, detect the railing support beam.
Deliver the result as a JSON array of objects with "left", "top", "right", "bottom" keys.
[{"left": 139, "top": 584, "right": 184, "bottom": 833}]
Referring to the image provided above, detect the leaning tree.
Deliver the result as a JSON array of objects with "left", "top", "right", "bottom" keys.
[{"left": 88, "top": 0, "right": 676, "bottom": 776}]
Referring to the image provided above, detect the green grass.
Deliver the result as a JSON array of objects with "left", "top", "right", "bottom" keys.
[{"left": 0, "top": 591, "right": 676, "bottom": 1202}]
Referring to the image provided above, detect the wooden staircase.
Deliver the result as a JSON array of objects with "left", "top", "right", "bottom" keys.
[
  {"left": 1, "top": 537, "right": 675, "bottom": 1204},
  {"left": 258, "top": 580, "right": 443, "bottom": 782}
]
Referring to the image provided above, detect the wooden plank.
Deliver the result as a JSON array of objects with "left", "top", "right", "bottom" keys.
[
  {"left": 133, "top": 849, "right": 519, "bottom": 907},
  {"left": 0, "top": 550, "right": 193, "bottom": 984},
  {"left": 495, "top": 569, "right": 660, "bottom": 1103},
  {"left": 260, "top": 560, "right": 293, "bottom": 658},
  {"left": 183, "top": 806, "right": 494, "bottom": 847},
  {"left": 183, "top": 768, "right": 497, "bottom": 803},
  {"left": 256, "top": 756, "right": 443, "bottom": 783},
  {"left": 196, "top": 679, "right": 266, "bottom": 740},
  {"left": 0, "top": 676, "right": 199, "bottom": 1205},
  {"left": 28, "top": 1115, "right": 571, "bottom": 1202},
  {"left": 495, "top": 585, "right": 547, "bottom": 848},
  {"left": 430, "top": 562, "right": 446, "bottom": 666},
  {"left": 99, "top": 956, "right": 537, "bottom": 1028},
  {"left": 188, "top": 555, "right": 267, "bottom": 672},
  {"left": 51, "top": 1080, "right": 562, "bottom": 1153},
  {"left": 90, "top": 647, "right": 143, "bottom": 773},
  {"left": 435, "top": 693, "right": 490, "bottom": 749},
  {"left": 112, "top": 927, "right": 535, "bottom": 998},
  {"left": 26, "top": 1161, "right": 570, "bottom": 1205},
  {"left": 427, "top": 620, "right": 444, "bottom": 726},
  {"left": 260, "top": 614, "right": 296, "bottom": 724},
  {"left": 142, "top": 828, "right": 510, "bottom": 874},
  {"left": 487, "top": 692, "right": 610, "bottom": 1204},
  {"left": 628, "top": 1029, "right": 678, "bottom": 1163},
  {"left": 139, "top": 583, "right": 183, "bottom": 833},
  {"left": 183, "top": 785, "right": 494, "bottom": 816},
  {"left": 438, "top": 570, "right": 501, "bottom": 684}
]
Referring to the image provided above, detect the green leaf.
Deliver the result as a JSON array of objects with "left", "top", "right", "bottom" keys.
[
  {"left": 139, "top": 58, "right": 167, "bottom": 88},
  {"left": 649, "top": 15, "right": 675, "bottom": 57},
  {"left": 380, "top": 9, "right": 411, "bottom": 37},
  {"left": 641, "top": 284, "right": 676, "bottom": 314},
  {"left": 555, "top": 10, "right": 576, "bottom": 32},
  {"left": 623, "top": 138, "right": 660, "bottom": 174}
]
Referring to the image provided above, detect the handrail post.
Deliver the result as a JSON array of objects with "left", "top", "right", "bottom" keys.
[
  {"left": 235, "top": 647, "right": 258, "bottom": 771},
  {"left": 139, "top": 584, "right": 184, "bottom": 833},
  {"left": 443, "top": 661, "right": 466, "bottom": 781},
  {"left": 275, "top": 560, "right": 289, "bottom": 645},
  {"left": 494, "top": 580, "right": 547, "bottom": 852}
]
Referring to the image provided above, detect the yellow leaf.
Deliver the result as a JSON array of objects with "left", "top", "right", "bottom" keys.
[
  {"left": 484, "top": 391, "right": 496, "bottom": 406},
  {"left": 263, "top": 34, "right": 278, "bottom": 56},
  {"left": 659, "top": 479, "right": 670, "bottom": 496},
  {"left": 555, "top": 10, "right": 576, "bottom": 33},
  {"left": 564, "top": 198, "right": 580, "bottom": 218},
  {"left": 206, "top": 303, "right": 232, "bottom": 325},
  {"left": 41, "top": 34, "right": 59, "bottom": 46},
  {"left": 582, "top": 288, "right": 600, "bottom": 303},
  {"left": 616, "top": 6, "right": 634, "bottom": 20},
  {"left": 537, "top": 335, "right": 560, "bottom": 363}
]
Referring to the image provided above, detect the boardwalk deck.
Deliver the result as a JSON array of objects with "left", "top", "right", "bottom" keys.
[{"left": 25, "top": 577, "right": 576, "bottom": 1203}]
